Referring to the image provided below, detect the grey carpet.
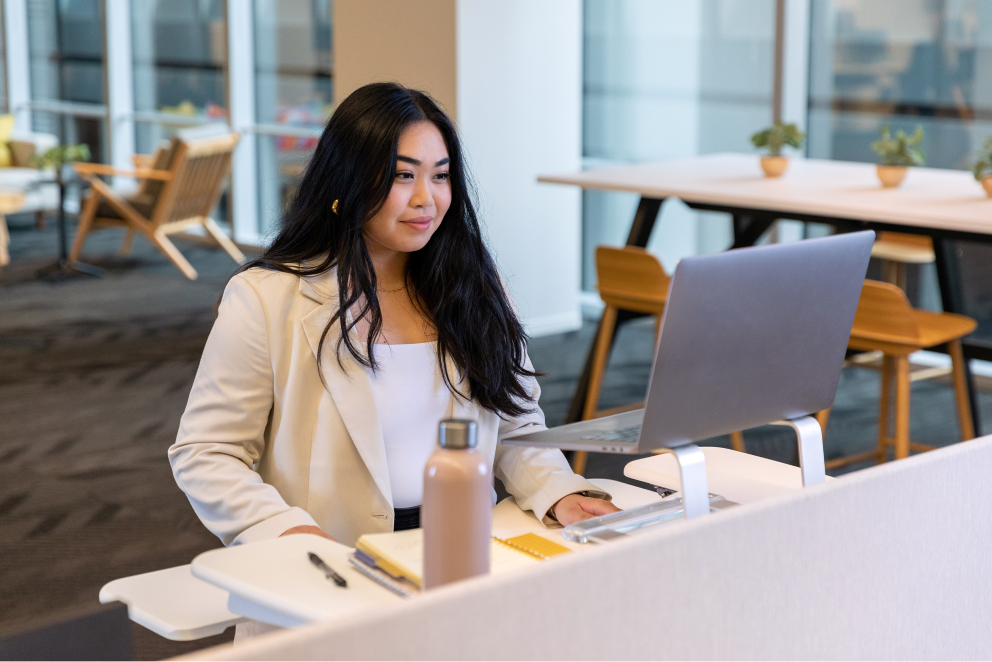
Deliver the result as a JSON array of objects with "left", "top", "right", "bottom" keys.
[{"left": 2, "top": 213, "right": 988, "bottom": 659}]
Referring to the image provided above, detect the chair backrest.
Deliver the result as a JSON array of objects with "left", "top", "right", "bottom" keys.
[
  {"left": 134, "top": 140, "right": 174, "bottom": 201},
  {"left": 851, "top": 279, "right": 920, "bottom": 345},
  {"left": 151, "top": 132, "right": 240, "bottom": 227},
  {"left": 595, "top": 246, "right": 670, "bottom": 312}
]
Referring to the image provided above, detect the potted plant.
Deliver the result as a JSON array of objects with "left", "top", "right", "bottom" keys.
[
  {"left": 973, "top": 136, "right": 992, "bottom": 198},
  {"left": 751, "top": 120, "right": 805, "bottom": 177},
  {"left": 871, "top": 125, "right": 924, "bottom": 188}
]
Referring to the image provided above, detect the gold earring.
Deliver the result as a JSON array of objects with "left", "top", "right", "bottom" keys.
[{"left": 332, "top": 199, "right": 339, "bottom": 214}]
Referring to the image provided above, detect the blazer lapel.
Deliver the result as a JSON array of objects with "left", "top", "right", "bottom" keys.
[{"left": 299, "top": 273, "right": 393, "bottom": 508}]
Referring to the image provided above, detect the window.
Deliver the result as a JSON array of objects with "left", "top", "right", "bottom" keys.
[
  {"left": 581, "top": 0, "right": 776, "bottom": 289},
  {"left": 131, "top": 0, "right": 228, "bottom": 154},
  {"left": 27, "top": 0, "right": 107, "bottom": 161},
  {"left": 253, "top": 0, "right": 332, "bottom": 234},
  {"left": 808, "top": 0, "right": 992, "bottom": 169}
]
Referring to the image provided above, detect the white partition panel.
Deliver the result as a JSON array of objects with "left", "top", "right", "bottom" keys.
[{"left": 193, "top": 436, "right": 992, "bottom": 660}]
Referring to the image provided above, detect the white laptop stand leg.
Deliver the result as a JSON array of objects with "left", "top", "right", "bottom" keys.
[
  {"left": 657, "top": 444, "right": 709, "bottom": 519},
  {"left": 771, "top": 416, "right": 826, "bottom": 487}
]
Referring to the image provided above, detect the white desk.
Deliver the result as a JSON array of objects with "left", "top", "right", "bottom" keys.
[
  {"left": 539, "top": 153, "right": 992, "bottom": 235},
  {"left": 538, "top": 152, "right": 992, "bottom": 432}
]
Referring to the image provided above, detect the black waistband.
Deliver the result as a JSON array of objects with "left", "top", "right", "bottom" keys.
[{"left": 394, "top": 505, "right": 421, "bottom": 531}]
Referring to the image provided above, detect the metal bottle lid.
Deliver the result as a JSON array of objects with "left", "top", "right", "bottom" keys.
[{"left": 438, "top": 419, "right": 477, "bottom": 449}]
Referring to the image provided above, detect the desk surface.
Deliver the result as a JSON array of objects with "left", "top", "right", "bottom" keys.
[
  {"left": 103, "top": 463, "right": 803, "bottom": 640},
  {"left": 539, "top": 153, "right": 992, "bottom": 235}
]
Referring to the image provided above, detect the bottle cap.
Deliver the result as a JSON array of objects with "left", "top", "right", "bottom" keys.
[{"left": 438, "top": 419, "right": 477, "bottom": 449}]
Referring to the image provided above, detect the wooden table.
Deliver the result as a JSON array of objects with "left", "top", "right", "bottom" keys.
[
  {"left": 0, "top": 190, "right": 26, "bottom": 269},
  {"left": 538, "top": 153, "right": 992, "bottom": 432}
]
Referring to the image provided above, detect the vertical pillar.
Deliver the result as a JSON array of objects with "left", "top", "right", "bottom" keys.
[
  {"left": 5, "top": 0, "right": 31, "bottom": 131},
  {"left": 105, "top": 0, "right": 135, "bottom": 177},
  {"left": 228, "top": 2, "right": 260, "bottom": 244},
  {"left": 781, "top": 0, "right": 811, "bottom": 134}
]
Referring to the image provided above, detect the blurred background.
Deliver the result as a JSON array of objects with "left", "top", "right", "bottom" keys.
[{"left": 3, "top": 0, "right": 992, "bottom": 658}]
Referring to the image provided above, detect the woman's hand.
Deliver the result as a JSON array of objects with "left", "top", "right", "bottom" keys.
[
  {"left": 281, "top": 525, "right": 336, "bottom": 541},
  {"left": 551, "top": 493, "right": 621, "bottom": 526}
]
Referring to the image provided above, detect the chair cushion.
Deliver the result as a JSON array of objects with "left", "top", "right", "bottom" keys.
[
  {"left": 0, "top": 114, "right": 15, "bottom": 168},
  {"left": 94, "top": 191, "right": 157, "bottom": 221}
]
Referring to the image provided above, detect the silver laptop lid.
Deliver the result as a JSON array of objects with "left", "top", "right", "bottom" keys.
[{"left": 638, "top": 230, "right": 874, "bottom": 452}]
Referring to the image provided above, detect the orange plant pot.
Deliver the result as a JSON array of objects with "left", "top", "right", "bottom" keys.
[
  {"left": 760, "top": 156, "right": 789, "bottom": 178},
  {"left": 877, "top": 165, "right": 908, "bottom": 188}
]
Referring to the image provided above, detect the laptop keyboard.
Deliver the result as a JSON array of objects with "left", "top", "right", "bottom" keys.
[{"left": 581, "top": 426, "right": 640, "bottom": 443}]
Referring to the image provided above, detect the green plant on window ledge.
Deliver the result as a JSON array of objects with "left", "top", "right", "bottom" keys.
[
  {"left": 973, "top": 136, "right": 992, "bottom": 198},
  {"left": 750, "top": 120, "right": 805, "bottom": 177}
]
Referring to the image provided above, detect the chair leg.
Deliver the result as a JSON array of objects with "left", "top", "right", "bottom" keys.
[
  {"left": 894, "top": 356, "right": 911, "bottom": 460},
  {"left": 203, "top": 217, "right": 246, "bottom": 264},
  {"left": 883, "top": 260, "right": 899, "bottom": 286},
  {"left": 119, "top": 228, "right": 135, "bottom": 256},
  {"left": 815, "top": 408, "right": 831, "bottom": 435},
  {"left": 149, "top": 229, "right": 198, "bottom": 280},
  {"left": 948, "top": 338, "right": 975, "bottom": 441},
  {"left": 877, "top": 355, "right": 893, "bottom": 462},
  {"left": 729, "top": 431, "right": 745, "bottom": 453},
  {"left": 571, "top": 451, "right": 588, "bottom": 477},
  {"left": 68, "top": 193, "right": 100, "bottom": 263},
  {"left": 583, "top": 305, "right": 618, "bottom": 422},
  {"left": 34, "top": 211, "right": 45, "bottom": 230},
  {"left": 896, "top": 262, "right": 907, "bottom": 291}
]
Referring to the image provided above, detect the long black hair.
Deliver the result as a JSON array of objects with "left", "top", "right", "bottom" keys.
[{"left": 242, "top": 82, "right": 536, "bottom": 419}]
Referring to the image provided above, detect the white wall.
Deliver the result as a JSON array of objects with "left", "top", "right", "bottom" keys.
[{"left": 456, "top": 0, "right": 583, "bottom": 336}]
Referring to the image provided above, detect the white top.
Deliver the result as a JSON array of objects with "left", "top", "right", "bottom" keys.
[
  {"left": 369, "top": 342, "right": 451, "bottom": 509},
  {"left": 538, "top": 153, "right": 992, "bottom": 235}
]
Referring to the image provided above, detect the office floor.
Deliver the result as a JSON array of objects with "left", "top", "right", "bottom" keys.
[{"left": 2, "top": 215, "right": 990, "bottom": 660}]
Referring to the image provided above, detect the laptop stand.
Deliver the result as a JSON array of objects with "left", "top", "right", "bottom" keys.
[
  {"left": 656, "top": 415, "right": 826, "bottom": 522},
  {"left": 561, "top": 415, "right": 827, "bottom": 542}
]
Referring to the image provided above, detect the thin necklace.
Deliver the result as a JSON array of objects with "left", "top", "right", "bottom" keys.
[{"left": 377, "top": 281, "right": 408, "bottom": 294}]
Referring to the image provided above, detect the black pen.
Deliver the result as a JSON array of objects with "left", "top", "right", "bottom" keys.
[{"left": 308, "top": 552, "right": 348, "bottom": 588}]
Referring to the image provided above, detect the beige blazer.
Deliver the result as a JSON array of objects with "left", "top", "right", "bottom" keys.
[{"left": 169, "top": 268, "right": 606, "bottom": 547}]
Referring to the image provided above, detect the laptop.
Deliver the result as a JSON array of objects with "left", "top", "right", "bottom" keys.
[{"left": 504, "top": 231, "right": 875, "bottom": 454}]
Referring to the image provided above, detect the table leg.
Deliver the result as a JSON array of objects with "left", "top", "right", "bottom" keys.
[
  {"left": 933, "top": 236, "right": 982, "bottom": 436},
  {"left": 564, "top": 197, "right": 665, "bottom": 424},
  {"left": 731, "top": 213, "right": 777, "bottom": 249}
]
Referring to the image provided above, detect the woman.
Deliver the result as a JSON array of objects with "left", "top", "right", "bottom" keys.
[{"left": 169, "top": 82, "right": 619, "bottom": 551}]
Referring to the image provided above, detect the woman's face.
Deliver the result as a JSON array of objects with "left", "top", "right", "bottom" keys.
[{"left": 363, "top": 121, "right": 452, "bottom": 256}]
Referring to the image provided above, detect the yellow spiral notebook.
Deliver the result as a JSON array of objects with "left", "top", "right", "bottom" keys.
[{"left": 355, "top": 530, "right": 571, "bottom": 588}]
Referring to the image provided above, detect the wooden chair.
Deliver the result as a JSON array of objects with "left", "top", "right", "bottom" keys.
[
  {"left": 819, "top": 280, "right": 976, "bottom": 470},
  {"left": 68, "top": 132, "right": 245, "bottom": 280},
  {"left": 871, "top": 231, "right": 935, "bottom": 291},
  {"left": 572, "top": 246, "right": 745, "bottom": 476}
]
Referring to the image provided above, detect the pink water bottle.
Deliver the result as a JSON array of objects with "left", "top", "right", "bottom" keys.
[{"left": 422, "top": 419, "right": 492, "bottom": 589}]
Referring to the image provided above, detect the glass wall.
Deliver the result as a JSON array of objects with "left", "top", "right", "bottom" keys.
[
  {"left": 582, "top": 0, "right": 776, "bottom": 288},
  {"left": 808, "top": 0, "right": 992, "bottom": 169},
  {"left": 253, "top": 0, "right": 332, "bottom": 233},
  {"left": 26, "top": 0, "right": 107, "bottom": 162},
  {"left": 808, "top": 0, "right": 992, "bottom": 344},
  {"left": 131, "top": 0, "right": 228, "bottom": 153}
]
